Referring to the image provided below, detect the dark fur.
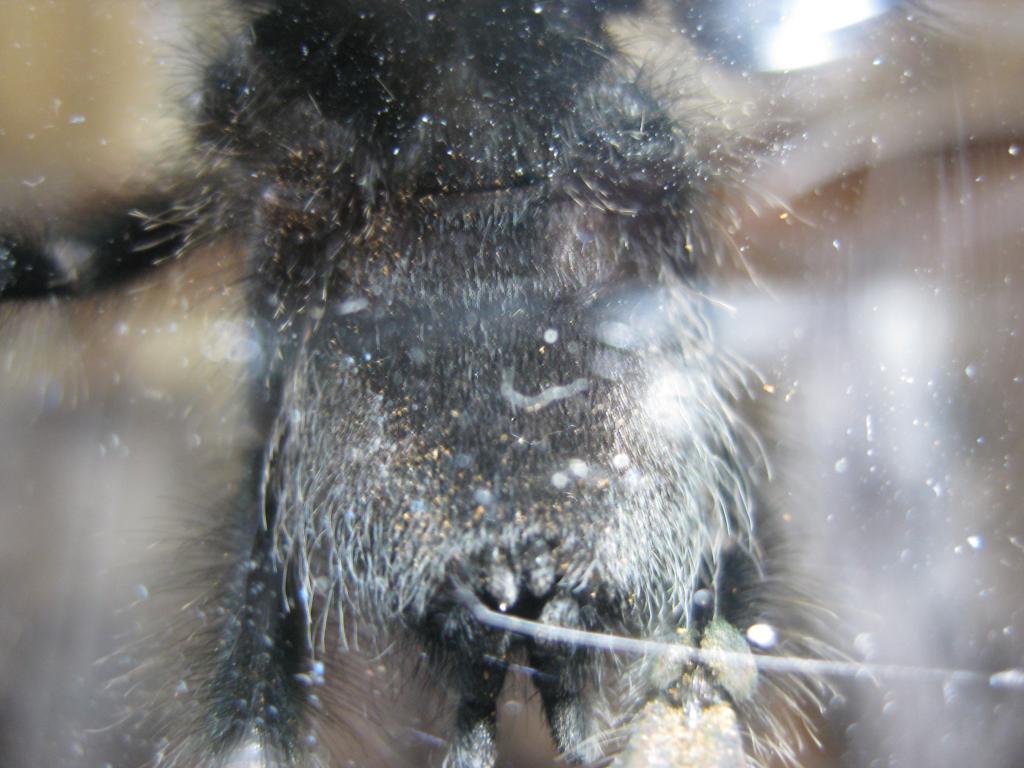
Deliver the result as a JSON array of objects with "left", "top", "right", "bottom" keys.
[{"left": 1, "top": 2, "right": 824, "bottom": 766}]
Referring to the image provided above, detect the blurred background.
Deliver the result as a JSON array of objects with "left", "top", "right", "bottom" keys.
[{"left": 1, "top": 1, "right": 1023, "bottom": 766}]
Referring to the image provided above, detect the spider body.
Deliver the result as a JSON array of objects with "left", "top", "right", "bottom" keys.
[{"left": 1, "top": 2, "right": 825, "bottom": 766}]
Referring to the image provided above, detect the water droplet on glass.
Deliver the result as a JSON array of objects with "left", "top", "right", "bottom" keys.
[
  {"left": 746, "top": 623, "right": 778, "bottom": 649},
  {"left": 336, "top": 296, "right": 369, "bottom": 315},
  {"left": 568, "top": 458, "right": 589, "bottom": 478},
  {"left": 853, "top": 632, "right": 877, "bottom": 659}
]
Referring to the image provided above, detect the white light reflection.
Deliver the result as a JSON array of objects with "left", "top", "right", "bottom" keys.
[
  {"left": 645, "top": 370, "right": 689, "bottom": 430},
  {"left": 222, "top": 739, "right": 266, "bottom": 767},
  {"left": 764, "top": 0, "right": 890, "bottom": 71},
  {"left": 746, "top": 623, "right": 779, "bottom": 650},
  {"left": 644, "top": 368, "right": 711, "bottom": 441}
]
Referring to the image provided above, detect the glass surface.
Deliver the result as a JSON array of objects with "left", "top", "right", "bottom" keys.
[{"left": 1, "top": 2, "right": 1021, "bottom": 766}]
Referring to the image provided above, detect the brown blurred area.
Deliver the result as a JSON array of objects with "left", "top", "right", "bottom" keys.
[
  {"left": 0, "top": 0, "right": 188, "bottom": 216},
  {"left": 1, "top": 2, "right": 1023, "bottom": 767},
  {"left": 710, "top": 5, "right": 1024, "bottom": 766},
  {"left": 0, "top": 4, "right": 247, "bottom": 767}
]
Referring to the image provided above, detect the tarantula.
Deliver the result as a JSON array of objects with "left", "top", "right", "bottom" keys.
[{"left": 4, "top": 1, "right": 1023, "bottom": 767}]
